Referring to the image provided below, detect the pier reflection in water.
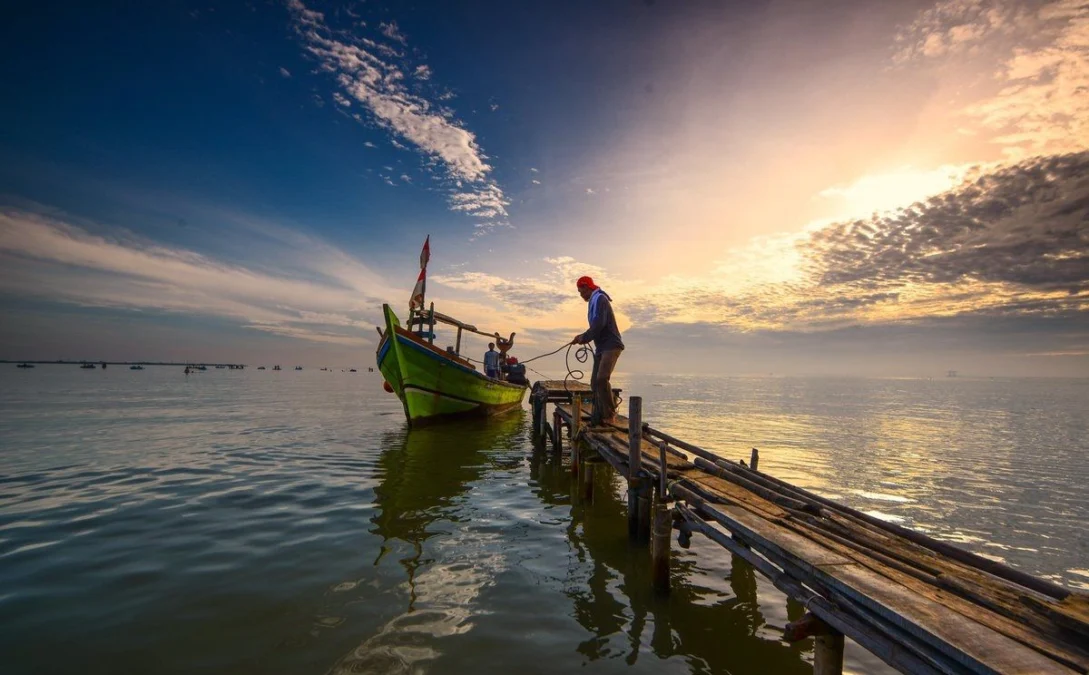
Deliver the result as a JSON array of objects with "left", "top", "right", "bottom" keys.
[{"left": 527, "top": 444, "right": 820, "bottom": 675}]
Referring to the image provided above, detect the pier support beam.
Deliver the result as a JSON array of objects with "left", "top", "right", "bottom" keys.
[
  {"left": 571, "top": 396, "right": 582, "bottom": 475},
  {"left": 786, "top": 613, "right": 844, "bottom": 675},
  {"left": 579, "top": 457, "right": 594, "bottom": 503},
  {"left": 627, "top": 397, "right": 650, "bottom": 542},
  {"left": 552, "top": 409, "right": 562, "bottom": 453},
  {"left": 651, "top": 498, "right": 671, "bottom": 592},
  {"left": 814, "top": 631, "right": 845, "bottom": 675}
]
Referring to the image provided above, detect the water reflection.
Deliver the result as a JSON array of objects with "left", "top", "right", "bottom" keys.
[
  {"left": 328, "top": 414, "right": 524, "bottom": 674},
  {"left": 527, "top": 446, "right": 813, "bottom": 673}
]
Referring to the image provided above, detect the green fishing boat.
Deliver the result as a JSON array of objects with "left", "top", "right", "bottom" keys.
[
  {"left": 376, "top": 304, "right": 527, "bottom": 425},
  {"left": 376, "top": 236, "right": 527, "bottom": 425}
]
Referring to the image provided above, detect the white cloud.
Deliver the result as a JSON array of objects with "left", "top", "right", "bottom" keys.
[
  {"left": 279, "top": 66, "right": 292, "bottom": 78},
  {"left": 585, "top": 188, "right": 596, "bottom": 195},
  {"left": 286, "top": 0, "right": 509, "bottom": 233},
  {"left": 532, "top": 179, "right": 541, "bottom": 185},
  {"left": 380, "top": 21, "right": 407, "bottom": 45},
  {"left": 332, "top": 91, "right": 351, "bottom": 107},
  {"left": 414, "top": 64, "right": 432, "bottom": 80},
  {"left": 363, "top": 141, "right": 376, "bottom": 148}
]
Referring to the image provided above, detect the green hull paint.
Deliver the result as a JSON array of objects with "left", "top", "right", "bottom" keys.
[{"left": 377, "top": 304, "right": 526, "bottom": 425}]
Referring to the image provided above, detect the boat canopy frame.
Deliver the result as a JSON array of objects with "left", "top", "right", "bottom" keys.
[{"left": 407, "top": 302, "right": 512, "bottom": 358}]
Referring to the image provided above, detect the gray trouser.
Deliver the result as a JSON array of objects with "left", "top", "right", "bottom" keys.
[{"left": 590, "top": 349, "right": 622, "bottom": 423}]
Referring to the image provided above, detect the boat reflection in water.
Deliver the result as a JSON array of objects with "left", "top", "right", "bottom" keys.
[
  {"left": 329, "top": 410, "right": 819, "bottom": 674},
  {"left": 327, "top": 413, "right": 525, "bottom": 675}
]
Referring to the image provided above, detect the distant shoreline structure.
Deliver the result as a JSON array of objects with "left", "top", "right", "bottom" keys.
[{"left": 2, "top": 360, "right": 247, "bottom": 368}]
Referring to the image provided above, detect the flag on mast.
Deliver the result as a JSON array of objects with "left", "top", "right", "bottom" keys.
[
  {"left": 409, "top": 236, "right": 430, "bottom": 312},
  {"left": 409, "top": 268, "right": 426, "bottom": 312}
]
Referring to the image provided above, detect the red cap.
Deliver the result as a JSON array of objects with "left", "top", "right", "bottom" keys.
[{"left": 576, "top": 276, "right": 598, "bottom": 290}]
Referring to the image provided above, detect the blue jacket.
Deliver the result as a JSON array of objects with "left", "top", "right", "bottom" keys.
[{"left": 579, "top": 289, "right": 624, "bottom": 354}]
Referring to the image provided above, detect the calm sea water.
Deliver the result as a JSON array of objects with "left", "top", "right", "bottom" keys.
[{"left": 1, "top": 367, "right": 1086, "bottom": 675}]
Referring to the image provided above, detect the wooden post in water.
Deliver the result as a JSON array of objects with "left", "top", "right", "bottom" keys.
[
  {"left": 537, "top": 399, "right": 548, "bottom": 440},
  {"left": 579, "top": 456, "right": 594, "bottom": 503},
  {"left": 814, "top": 630, "right": 845, "bottom": 675},
  {"left": 571, "top": 395, "right": 582, "bottom": 474},
  {"left": 787, "top": 614, "right": 845, "bottom": 675},
  {"left": 651, "top": 496, "right": 671, "bottom": 592},
  {"left": 750, "top": 447, "right": 759, "bottom": 472},
  {"left": 627, "top": 397, "right": 645, "bottom": 542},
  {"left": 531, "top": 395, "right": 541, "bottom": 440},
  {"left": 552, "top": 409, "right": 562, "bottom": 453}
]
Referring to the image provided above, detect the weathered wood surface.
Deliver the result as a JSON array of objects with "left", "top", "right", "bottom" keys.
[{"left": 534, "top": 382, "right": 1089, "bottom": 675}]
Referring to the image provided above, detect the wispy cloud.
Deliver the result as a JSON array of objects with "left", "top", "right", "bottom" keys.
[
  {"left": 0, "top": 206, "right": 398, "bottom": 346},
  {"left": 379, "top": 21, "right": 407, "bottom": 46},
  {"left": 895, "top": 0, "right": 1089, "bottom": 157},
  {"left": 285, "top": 0, "right": 509, "bottom": 231},
  {"left": 279, "top": 66, "right": 292, "bottom": 78}
]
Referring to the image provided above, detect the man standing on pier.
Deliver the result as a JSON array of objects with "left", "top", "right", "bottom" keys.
[{"left": 572, "top": 276, "right": 624, "bottom": 426}]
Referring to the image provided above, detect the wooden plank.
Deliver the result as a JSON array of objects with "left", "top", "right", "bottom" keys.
[
  {"left": 704, "top": 503, "right": 1077, "bottom": 674},
  {"left": 674, "top": 500, "right": 954, "bottom": 675},
  {"left": 784, "top": 517, "right": 1089, "bottom": 672}
]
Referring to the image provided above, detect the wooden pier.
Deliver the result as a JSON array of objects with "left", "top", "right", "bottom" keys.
[{"left": 530, "top": 381, "right": 1089, "bottom": 675}]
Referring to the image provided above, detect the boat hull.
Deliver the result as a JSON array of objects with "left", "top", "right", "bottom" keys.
[{"left": 376, "top": 304, "right": 526, "bottom": 425}]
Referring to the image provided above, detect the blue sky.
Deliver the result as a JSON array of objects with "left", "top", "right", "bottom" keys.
[{"left": 1, "top": 0, "right": 1087, "bottom": 375}]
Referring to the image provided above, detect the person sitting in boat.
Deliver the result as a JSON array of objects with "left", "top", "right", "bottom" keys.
[
  {"left": 483, "top": 343, "right": 500, "bottom": 379},
  {"left": 571, "top": 276, "right": 624, "bottom": 426}
]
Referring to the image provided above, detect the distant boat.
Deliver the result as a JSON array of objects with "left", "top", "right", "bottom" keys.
[
  {"left": 130, "top": 365, "right": 144, "bottom": 370},
  {"left": 321, "top": 367, "right": 329, "bottom": 371},
  {"left": 80, "top": 363, "right": 96, "bottom": 369},
  {"left": 197, "top": 365, "right": 207, "bottom": 371},
  {"left": 16, "top": 363, "right": 34, "bottom": 368},
  {"left": 273, "top": 365, "right": 282, "bottom": 371},
  {"left": 349, "top": 368, "right": 357, "bottom": 372},
  {"left": 257, "top": 366, "right": 266, "bottom": 370},
  {"left": 101, "top": 363, "right": 108, "bottom": 369},
  {"left": 295, "top": 366, "right": 303, "bottom": 371}
]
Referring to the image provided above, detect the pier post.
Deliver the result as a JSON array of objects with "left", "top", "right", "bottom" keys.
[
  {"left": 627, "top": 396, "right": 642, "bottom": 481},
  {"left": 579, "top": 456, "right": 594, "bottom": 503},
  {"left": 537, "top": 400, "right": 549, "bottom": 440},
  {"left": 651, "top": 497, "right": 671, "bottom": 592},
  {"left": 750, "top": 447, "right": 759, "bottom": 472},
  {"left": 552, "top": 409, "right": 562, "bottom": 453},
  {"left": 531, "top": 395, "right": 542, "bottom": 440},
  {"left": 571, "top": 396, "right": 582, "bottom": 475},
  {"left": 814, "top": 630, "right": 845, "bottom": 675},
  {"left": 787, "top": 614, "right": 844, "bottom": 675},
  {"left": 627, "top": 396, "right": 643, "bottom": 541}
]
